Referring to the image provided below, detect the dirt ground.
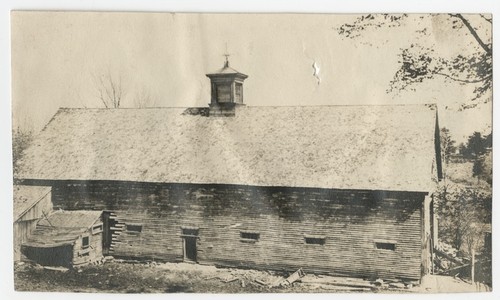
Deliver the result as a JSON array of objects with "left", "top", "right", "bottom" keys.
[{"left": 13, "top": 259, "right": 486, "bottom": 294}]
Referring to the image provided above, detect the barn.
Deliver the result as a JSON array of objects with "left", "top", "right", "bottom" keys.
[{"left": 14, "top": 60, "right": 442, "bottom": 281}]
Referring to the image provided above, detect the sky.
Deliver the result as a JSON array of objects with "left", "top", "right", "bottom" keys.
[{"left": 11, "top": 12, "right": 492, "bottom": 143}]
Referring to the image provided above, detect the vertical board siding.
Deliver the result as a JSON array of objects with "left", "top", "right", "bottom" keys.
[
  {"left": 50, "top": 181, "right": 424, "bottom": 280},
  {"left": 13, "top": 191, "right": 52, "bottom": 261}
]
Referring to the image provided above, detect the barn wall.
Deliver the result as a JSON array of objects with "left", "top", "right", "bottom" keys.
[
  {"left": 49, "top": 181, "right": 425, "bottom": 280},
  {"left": 13, "top": 190, "right": 52, "bottom": 261}
]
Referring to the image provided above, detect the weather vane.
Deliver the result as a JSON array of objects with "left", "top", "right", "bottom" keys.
[{"left": 223, "top": 42, "right": 231, "bottom": 67}]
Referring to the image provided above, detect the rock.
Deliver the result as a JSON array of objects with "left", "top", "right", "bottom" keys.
[
  {"left": 389, "top": 282, "right": 405, "bottom": 289},
  {"left": 374, "top": 278, "right": 384, "bottom": 286}
]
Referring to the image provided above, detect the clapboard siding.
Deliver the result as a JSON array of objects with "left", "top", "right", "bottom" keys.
[
  {"left": 73, "top": 224, "right": 103, "bottom": 266},
  {"left": 48, "top": 180, "right": 425, "bottom": 280}
]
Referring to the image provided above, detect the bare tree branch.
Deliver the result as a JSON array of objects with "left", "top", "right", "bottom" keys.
[
  {"left": 450, "top": 14, "right": 492, "bottom": 55},
  {"left": 479, "top": 14, "right": 492, "bottom": 24},
  {"left": 134, "top": 87, "right": 157, "bottom": 108},
  {"left": 93, "top": 69, "right": 126, "bottom": 108},
  {"left": 435, "top": 72, "right": 492, "bottom": 84}
]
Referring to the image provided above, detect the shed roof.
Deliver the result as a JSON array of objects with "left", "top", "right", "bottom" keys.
[
  {"left": 16, "top": 104, "right": 440, "bottom": 192},
  {"left": 23, "top": 210, "right": 102, "bottom": 248},
  {"left": 13, "top": 185, "right": 51, "bottom": 221}
]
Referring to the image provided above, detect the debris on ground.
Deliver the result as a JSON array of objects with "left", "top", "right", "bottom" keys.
[
  {"left": 14, "top": 259, "right": 490, "bottom": 293},
  {"left": 223, "top": 276, "right": 238, "bottom": 283},
  {"left": 43, "top": 266, "right": 69, "bottom": 272},
  {"left": 280, "top": 268, "right": 306, "bottom": 286},
  {"left": 254, "top": 279, "right": 266, "bottom": 286}
]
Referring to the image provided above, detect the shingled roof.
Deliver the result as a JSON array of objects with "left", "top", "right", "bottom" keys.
[
  {"left": 23, "top": 210, "right": 102, "bottom": 248},
  {"left": 16, "top": 104, "right": 441, "bottom": 192}
]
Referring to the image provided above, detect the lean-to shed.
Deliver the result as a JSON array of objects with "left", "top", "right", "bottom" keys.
[
  {"left": 22, "top": 210, "right": 103, "bottom": 267},
  {"left": 13, "top": 185, "right": 52, "bottom": 261}
]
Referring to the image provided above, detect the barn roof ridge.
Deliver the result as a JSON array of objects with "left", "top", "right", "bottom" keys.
[{"left": 54, "top": 103, "right": 438, "bottom": 111}]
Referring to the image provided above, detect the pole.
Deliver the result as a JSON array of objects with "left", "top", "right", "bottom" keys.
[{"left": 471, "top": 249, "right": 475, "bottom": 284}]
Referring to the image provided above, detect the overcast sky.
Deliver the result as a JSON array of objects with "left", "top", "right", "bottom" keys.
[{"left": 11, "top": 12, "right": 492, "bottom": 143}]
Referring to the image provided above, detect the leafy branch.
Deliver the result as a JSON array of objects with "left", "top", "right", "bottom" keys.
[{"left": 337, "top": 14, "right": 492, "bottom": 109}]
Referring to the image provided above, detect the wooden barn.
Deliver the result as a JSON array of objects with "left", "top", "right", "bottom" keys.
[
  {"left": 14, "top": 61, "right": 442, "bottom": 281},
  {"left": 13, "top": 185, "right": 52, "bottom": 261},
  {"left": 22, "top": 210, "right": 103, "bottom": 267}
]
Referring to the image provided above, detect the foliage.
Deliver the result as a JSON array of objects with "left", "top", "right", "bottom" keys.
[
  {"left": 472, "top": 152, "right": 492, "bottom": 185},
  {"left": 435, "top": 184, "right": 491, "bottom": 256},
  {"left": 12, "top": 126, "right": 33, "bottom": 178},
  {"left": 440, "top": 127, "right": 456, "bottom": 164},
  {"left": 337, "top": 14, "right": 492, "bottom": 109},
  {"left": 459, "top": 131, "right": 491, "bottom": 159},
  {"left": 337, "top": 14, "right": 408, "bottom": 39}
]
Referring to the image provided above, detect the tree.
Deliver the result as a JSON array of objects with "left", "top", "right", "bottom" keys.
[
  {"left": 134, "top": 87, "right": 157, "bottom": 108},
  {"left": 458, "top": 131, "right": 491, "bottom": 181},
  {"left": 467, "top": 132, "right": 487, "bottom": 157},
  {"left": 460, "top": 131, "right": 488, "bottom": 159},
  {"left": 472, "top": 151, "right": 492, "bottom": 186},
  {"left": 337, "top": 14, "right": 492, "bottom": 109},
  {"left": 12, "top": 126, "right": 33, "bottom": 178},
  {"left": 472, "top": 158, "right": 485, "bottom": 182},
  {"left": 483, "top": 132, "right": 492, "bottom": 148},
  {"left": 440, "top": 127, "right": 456, "bottom": 164},
  {"left": 435, "top": 184, "right": 491, "bottom": 255},
  {"left": 93, "top": 69, "right": 127, "bottom": 108}
]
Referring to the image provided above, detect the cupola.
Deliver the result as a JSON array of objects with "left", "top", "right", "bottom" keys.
[{"left": 206, "top": 55, "right": 248, "bottom": 116}]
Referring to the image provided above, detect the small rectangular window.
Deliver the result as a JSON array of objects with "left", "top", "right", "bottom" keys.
[
  {"left": 304, "top": 236, "right": 326, "bottom": 245},
  {"left": 374, "top": 239, "right": 397, "bottom": 251},
  {"left": 375, "top": 242, "right": 396, "bottom": 251},
  {"left": 82, "top": 236, "right": 89, "bottom": 249},
  {"left": 126, "top": 224, "right": 143, "bottom": 232},
  {"left": 240, "top": 231, "right": 260, "bottom": 242},
  {"left": 235, "top": 83, "right": 243, "bottom": 103},
  {"left": 216, "top": 85, "right": 231, "bottom": 102}
]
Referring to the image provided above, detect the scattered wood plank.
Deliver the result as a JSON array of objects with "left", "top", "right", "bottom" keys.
[
  {"left": 388, "top": 282, "right": 406, "bottom": 289},
  {"left": 435, "top": 263, "right": 470, "bottom": 275},
  {"left": 223, "top": 277, "right": 238, "bottom": 283},
  {"left": 43, "top": 266, "right": 69, "bottom": 272},
  {"left": 434, "top": 248, "right": 463, "bottom": 265},
  {"left": 300, "top": 276, "right": 374, "bottom": 289},
  {"left": 281, "top": 268, "right": 306, "bottom": 286}
]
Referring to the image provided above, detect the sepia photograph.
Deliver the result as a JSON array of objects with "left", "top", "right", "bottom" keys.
[{"left": 10, "top": 9, "right": 493, "bottom": 295}]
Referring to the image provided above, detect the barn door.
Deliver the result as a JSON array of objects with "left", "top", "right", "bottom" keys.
[{"left": 181, "top": 228, "right": 199, "bottom": 262}]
